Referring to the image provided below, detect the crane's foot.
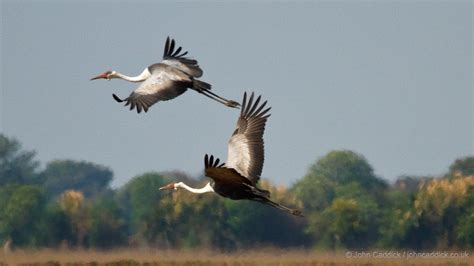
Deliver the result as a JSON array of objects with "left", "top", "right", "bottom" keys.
[
  {"left": 291, "top": 209, "right": 304, "bottom": 217},
  {"left": 226, "top": 100, "right": 240, "bottom": 108}
]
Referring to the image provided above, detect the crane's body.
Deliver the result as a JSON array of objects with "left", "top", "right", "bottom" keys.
[
  {"left": 160, "top": 92, "right": 303, "bottom": 216},
  {"left": 91, "top": 37, "right": 239, "bottom": 113}
]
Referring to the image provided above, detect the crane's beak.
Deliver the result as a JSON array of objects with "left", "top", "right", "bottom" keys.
[
  {"left": 159, "top": 183, "right": 175, "bottom": 191},
  {"left": 90, "top": 72, "right": 109, "bottom": 81}
]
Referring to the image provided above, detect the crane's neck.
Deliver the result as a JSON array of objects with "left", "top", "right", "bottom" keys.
[
  {"left": 112, "top": 68, "right": 150, "bottom": 82},
  {"left": 175, "top": 182, "right": 214, "bottom": 194}
]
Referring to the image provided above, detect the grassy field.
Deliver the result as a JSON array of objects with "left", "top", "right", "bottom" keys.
[{"left": 1, "top": 249, "right": 472, "bottom": 266}]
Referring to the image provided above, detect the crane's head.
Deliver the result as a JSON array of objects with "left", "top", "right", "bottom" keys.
[
  {"left": 159, "top": 182, "right": 178, "bottom": 191},
  {"left": 90, "top": 70, "right": 115, "bottom": 81}
]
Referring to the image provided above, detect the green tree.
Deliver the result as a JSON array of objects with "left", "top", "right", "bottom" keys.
[
  {"left": 413, "top": 173, "right": 474, "bottom": 249},
  {"left": 0, "top": 185, "right": 45, "bottom": 247},
  {"left": 449, "top": 156, "right": 474, "bottom": 176},
  {"left": 117, "top": 172, "right": 174, "bottom": 247},
  {"left": 36, "top": 203, "right": 74, "bottom": 247},
  {"left": 306, "top": 182, "right": 381, "bottom": 249},
  {"left": 308, "top": 150, "right": 386, "bottom": 191},
  {"left": 164, "top": 190, "right": 234, "bottom": 249},
  {"left": 293, "top": 150, "right": 387, "bottom": 212},
  {"left": 0, "top": 185, "right": 16, "bottom": 244},
  {"left": 378, "top": 189, "right": 418, "bottom": 248},
  {"left": 41, "top": 160, "right": 113, "bottom": 199},
  {"left": 455, "top": 186, "right": 474, "bottom": 248},
  {"left": 58, "top": 190, "right": 90, "bottom": 247},
  {"left": 0, "top": 134, "right": 39, "bottom": 185},
  {"left": 88, "top": 195, "right": 127, "bottom": 248},
  {"left": 294, "top": 150, "right": 387, "bottom": 249},
  {"left": 394, "top": 175, "right": 432, "bottom": 196},
  {"left": 292, "top": 173, "right": 335, "bottom": 212}
]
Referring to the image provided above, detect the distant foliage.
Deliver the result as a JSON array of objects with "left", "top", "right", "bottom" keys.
[
  {"left": 0, "top": 134, "right": 39, "bottom": 185},
  {"left": 0, "top": 185, "right": 45, "bottom": 247},
  {"left": 88, "top": 196, "right": 127, "bottom": 248},
  {"left": 116, "top": 172, "right": 175, "bottom": 247},
  {"left": 58, "top": 190, "right": 89, "bottom": 246},
  {"left": 456, "top": 187, "right": 474, "bottom": 248},
  {"left": 42, "top": 160, "right": 113, "bottom": 199},
  {"left": 412, "top": 173, "right": 474, "bottom": 249},
  {"left": 449, "top": 156, "right": 474, "bottom": 176},
  {"left": 306, "top": 150, "right": 387, "bottom": 191},
  {"left": 224, "top": 179, "right": 308, "bottom": 248},
  {"left": 0, "top": 134, "right": 473, "bottom": 251}
]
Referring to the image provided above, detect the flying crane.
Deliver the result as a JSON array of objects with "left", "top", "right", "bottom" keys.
[
  {"left": 159, "top": 92, "right": 303, "bottom": 216},
  {"left": 91, "top": 37, "right": 239, "bottom": 113}
]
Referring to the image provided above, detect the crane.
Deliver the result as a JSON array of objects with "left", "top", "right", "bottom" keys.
[
  {"left": 90, "top": 37, "right": 239, "bottom": 113},
  {"left": 159, "top": 92, "right": 303, "bottom": 216}
]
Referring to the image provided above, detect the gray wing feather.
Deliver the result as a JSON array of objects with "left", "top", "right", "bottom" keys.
[
  {"left": 120, "top": 67, "right": 190, "bottom": 113},
  {"left": 225, "top": 92, "right": 271, "bottom": 184}
]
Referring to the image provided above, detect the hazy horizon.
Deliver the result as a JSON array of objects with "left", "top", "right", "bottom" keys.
[{"left": 1, "top": 1, "right": 472, "bottom": 187}]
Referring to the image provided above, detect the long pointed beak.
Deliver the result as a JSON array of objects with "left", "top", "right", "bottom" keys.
[
  {"left": 90, "top": 73, "right": 108, "bottom": 81},
  {"left": 159, "top": 183, "right": 175, "bottom": 191}
]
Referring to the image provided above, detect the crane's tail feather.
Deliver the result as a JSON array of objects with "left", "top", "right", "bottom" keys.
[{"left": 193, "top": 80, "right": 212, "bottom": 91}]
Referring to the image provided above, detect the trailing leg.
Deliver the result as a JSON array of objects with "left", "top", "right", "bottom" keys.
[
  {"left": 252, "top": 197, "right": 303, "bottom": 217},
  {"left": 192, "top": 80, "right": 240, "bottom": 108}
]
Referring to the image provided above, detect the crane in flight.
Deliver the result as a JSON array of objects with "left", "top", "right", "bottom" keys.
[
  {"left": 91, "top": 37, "right": 239, "bottom": 113},
  {"left": 159, "top": 92, "right": 303, "bottom": 216}
]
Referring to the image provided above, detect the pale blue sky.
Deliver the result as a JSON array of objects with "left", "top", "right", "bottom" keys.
[{"left": 1, "top": 1, "right": 472, "bottom": 187}]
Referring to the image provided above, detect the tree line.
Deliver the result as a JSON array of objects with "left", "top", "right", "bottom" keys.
[{"left": 0, "top": 133, "right": 473, "bottom": 250}]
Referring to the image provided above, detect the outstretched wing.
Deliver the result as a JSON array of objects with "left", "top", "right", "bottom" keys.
[
  {"left": 161, "top": 37, "right": 203, "bottom": 78},
  {"left": 225, "top": 92, "right": 271, "bottom": 184},
  {"left": 204, "top": 154, "right": 252, "bottom": 186},
  {"left": 113, "top": 67, "right": 190, "bottom": 113}
]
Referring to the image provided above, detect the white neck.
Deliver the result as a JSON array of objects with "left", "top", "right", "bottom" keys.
[
  {"left": 112, "top": 68, "right": 150, "bottom": 82},
  {"left": 175, "top": 182, "right": 214, "bottom": 194}
]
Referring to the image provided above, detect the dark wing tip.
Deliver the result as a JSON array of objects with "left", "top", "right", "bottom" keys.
[
  {"left": 245, "top": 92, "right": 255, "bottom": 115},
  {"left": 240, "top": 92, "right": 248, "bottom": 115},
  {"left": 247, "top": 95, "right": 262, "bottom": 117},
  {"left": 163, "top": 37, "right": 189, "bottom": 59},
  {"left": 169, "top": 39, "right": 175, "bottom": 56},
  {"left": 204, "top": 154, "right": 223, "bottom": 169},
  {"left": 163, "top": 37, "right": 171, "bottom": 58},
  {"left": 112, "top": 94, "right": 125, "bottom": 103},
  {"left": 239, "top": 91, "right": 271, "bottom": 119}
]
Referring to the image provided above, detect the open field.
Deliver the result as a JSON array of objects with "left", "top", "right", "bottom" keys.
[{"left": 1, "top": 249, "right": 472, "bottom": 266}]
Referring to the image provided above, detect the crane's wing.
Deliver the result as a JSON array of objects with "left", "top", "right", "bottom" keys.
[
  {"left": 113, "top": 68, "right": 191, "bottom": 113},
  {"left": 225, "top": 92, "right": 271, "bottom": 184},
  {"left": 204, "top": 154, "right": 253, "bottom": 186},
  {"left": 160, "top": 37, "right": 203, "bottom": 78}
]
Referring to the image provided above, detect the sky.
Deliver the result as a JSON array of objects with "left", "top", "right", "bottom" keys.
[{"left": 1, "top": 1, "right": 472, "bottom": 187}]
